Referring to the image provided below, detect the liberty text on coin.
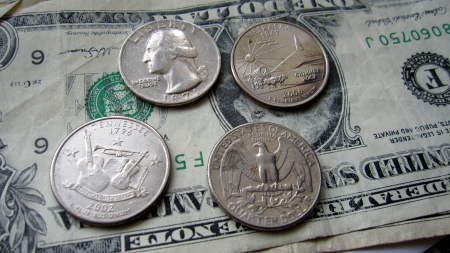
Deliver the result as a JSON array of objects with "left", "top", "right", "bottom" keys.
[{"left": 119, "top": 20, "right": 221, "bottom": 106}]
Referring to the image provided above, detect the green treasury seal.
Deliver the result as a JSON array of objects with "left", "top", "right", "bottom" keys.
[
  {"left": 86, "top": 72, "right": 153, "bottom": 120},
  {"left": 402, "top": 52, "right": 450, "bottom": 106}
]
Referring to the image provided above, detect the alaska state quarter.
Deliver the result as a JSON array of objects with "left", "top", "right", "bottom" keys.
[
  {"left": 231, "top": 21, "right": 329, "bottom": 108},
  {"left": 208, "top": 123, "right": 321, "bottom": 230},
  {"left": 119, "top": 20, "right": 221, "bottom": 106},
  {"left": 50, "top": 116, "right": 170, "bottom": 225}
]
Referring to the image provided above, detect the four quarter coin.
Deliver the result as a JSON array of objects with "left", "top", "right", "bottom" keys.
[
  {"left": 50, "top": 116, "right": 170, "bottom": 225},
  {"left": 208, "top": 122, "right": 322, "bottom": 230},
  {"left": 231, "top": 21, "right": 329, "bottom": 108},
  {"left": 119, "top": 20, "right": 221, "bottom": 106}
]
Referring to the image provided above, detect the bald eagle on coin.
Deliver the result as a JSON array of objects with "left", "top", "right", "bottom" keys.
[{"left": 220, "top": 137, "right": 312, "bottom": 200}]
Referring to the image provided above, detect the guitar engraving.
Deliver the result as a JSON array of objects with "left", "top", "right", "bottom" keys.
[{"left": 76, "top": 129, "right": 110, "bottom": 192}]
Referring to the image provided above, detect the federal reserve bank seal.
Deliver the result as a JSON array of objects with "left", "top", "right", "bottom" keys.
[
  {"left": 86, "top": 72, "right": 154, "bottom": 120},
  {"left": 402, "top": 52, "right": 450, "bottom": 105},
  {"left": 208, "top": 123, "right": 321, "bottom": 230}
]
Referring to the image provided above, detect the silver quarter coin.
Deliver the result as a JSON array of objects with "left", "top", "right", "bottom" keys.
[
  {"left": 231, "top": 21, "right": 329, "bottom": 108},
  {"left": 119, "top": 20, "right": 221, "bottom": 106},
  {"left": 50, "top": 116, "right": 170, "bottom": 225},
  {"left": 208, "top": 122, "right": 321, "bottom": 230}
]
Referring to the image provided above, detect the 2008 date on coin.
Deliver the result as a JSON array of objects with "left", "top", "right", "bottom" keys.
[{"left": 231, "top": 21, "right": 329, "bottom": 108}]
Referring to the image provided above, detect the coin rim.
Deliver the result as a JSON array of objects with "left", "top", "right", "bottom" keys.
[
  {"left": 50, "top": 116, "right": 171, "bottom": 225},
  {"left": 207, "top": 122, "right": 322, "bottom": 230},
  {"left": 230, "top": 21, "right": 330, "bottom": 108},
  {"left": 119, "top": 20, "right": 221, "bottom": 107}
]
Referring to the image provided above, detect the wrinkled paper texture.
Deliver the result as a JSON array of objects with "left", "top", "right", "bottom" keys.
[
  {"left": 0, "top": 0, "right": 449, "bottom": 252},
  {"left": 258, "top": 212, "right": 450, "bottom": 253}
]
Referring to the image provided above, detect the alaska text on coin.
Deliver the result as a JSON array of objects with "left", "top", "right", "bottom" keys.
[{"left": 231, "top": 21, "right": 329, "bottom": 108}]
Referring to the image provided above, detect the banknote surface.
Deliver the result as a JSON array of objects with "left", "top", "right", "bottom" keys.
[
  {"left": 0, "top": 0, "right": 449, "bottom": 252},
  {"left": 257, "top": 212, "right": 450, "bottom": 252}
]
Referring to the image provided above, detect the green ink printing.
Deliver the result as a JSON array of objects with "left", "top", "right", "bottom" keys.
[
  {"left": 85, "top": 72, "right": 153, "bottom": 121},
  {"left": 365, "top": 23, "right": 450, "bottom": 48}
]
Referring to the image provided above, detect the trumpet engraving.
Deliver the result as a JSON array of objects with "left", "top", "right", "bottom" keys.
[{"left": 94, "top": 143, "right": 149, "bottom": 157}]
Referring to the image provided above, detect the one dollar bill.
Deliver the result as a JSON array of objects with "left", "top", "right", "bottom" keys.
[{"left": 0, "top": 0, "right": 449, "bottom": 252}]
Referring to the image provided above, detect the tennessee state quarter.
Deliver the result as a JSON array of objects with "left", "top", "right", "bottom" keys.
[
  {"left": 208, "top": 123, "right": 321, "bottom": 230},
  {"left": 119, "top": 20, "right": 221, "bottom": 106},
  {"left": 231, "top": 21, "right": 329, "bottom": 108},
  {"left": 50, "top": 116, "right": 170, "bottom": 225}
]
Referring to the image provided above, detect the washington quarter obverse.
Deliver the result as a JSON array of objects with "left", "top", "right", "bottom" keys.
[
  {"left": 50, "top": 116, "right": 170, "bottom": 225},
  {"left": 231, "top": 21, "right": 329, "bottom": 108},
  {"left": 119, "top": 20, "right": 221, "bottom": 106},
  {"left": 208, "top": 123, "right": 321, "bottom": 230}
]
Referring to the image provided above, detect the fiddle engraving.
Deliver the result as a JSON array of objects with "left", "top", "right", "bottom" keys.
[{"left": 112, "top": 150, "right": 148, "bottom": 190}]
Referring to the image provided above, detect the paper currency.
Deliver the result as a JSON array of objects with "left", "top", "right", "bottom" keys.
[
  {"left": 0, "top": 0, "right": 18, "bottom": 18},
  {"left": 0, "top": 0, "right": 449, "bottom": 252},
  {"left": 257, "top": 212, "right": 450, "bottom": 253}
]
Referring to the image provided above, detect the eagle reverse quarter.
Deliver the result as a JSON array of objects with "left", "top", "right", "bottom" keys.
[{"left": 208, "top": 123, "right": 321, "bottom": 230}]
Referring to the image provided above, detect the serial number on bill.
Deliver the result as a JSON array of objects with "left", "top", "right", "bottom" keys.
[{"left": 365, "top": 23, "right": 450, "bottom": 48}]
